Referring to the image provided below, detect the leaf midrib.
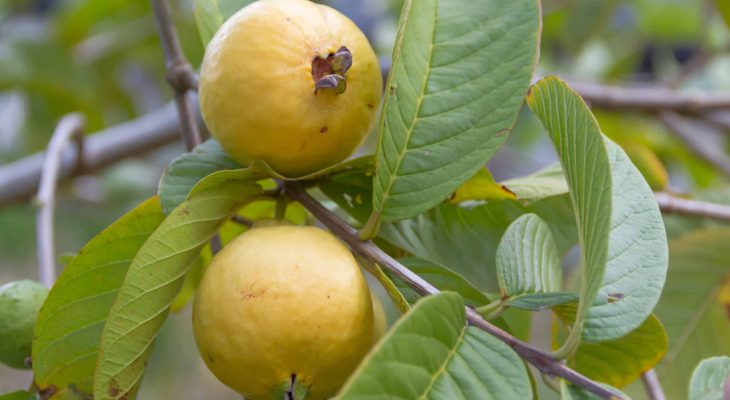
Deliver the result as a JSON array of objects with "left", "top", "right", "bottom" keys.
[
  {"left": 417, "top": 324, "right": 468, "bottom": 399},
  {"left": 663, "top": 276, "right": 726, "bottom": 368},
  {"left": 377, "top": 2, "right": 438, "bottom": 212}
]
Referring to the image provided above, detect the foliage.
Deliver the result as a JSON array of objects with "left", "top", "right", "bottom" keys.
[
  {"left": 338, "top": 292, "right": 534, "bottom": 400},
  {"left": 0, "top": 0, "right": 729, "bottom": 399}
]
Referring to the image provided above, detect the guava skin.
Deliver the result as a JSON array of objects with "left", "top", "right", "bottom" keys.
[
  {"left": 192, "top": 225, "right": 375, "bottom": 400},
  {"left": 371, "top": 294, "right": 387, "bottom": 344},
  {"left": 199, "top": 0, "right": 383, "bottom": 177},
  {"left": 0, "top": 280, "right": 49, "bottom": 369}
]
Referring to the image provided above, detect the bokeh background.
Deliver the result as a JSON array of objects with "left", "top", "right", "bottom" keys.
[{"left": 1, "top": 0, "right": 729, "bottom": 398}]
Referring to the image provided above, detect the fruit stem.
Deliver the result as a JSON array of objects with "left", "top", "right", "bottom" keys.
[{"left": 275, "top": 196, "right": 288, "bottom": 220}]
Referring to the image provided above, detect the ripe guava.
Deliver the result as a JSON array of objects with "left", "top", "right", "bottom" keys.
[
  {"left": 192, "top": 225, "right": 374, "bottom": 399},
  {"left": 198, "top": 0, "right": 382, "bottom": 177},
  {"left": 371, "top": 294, "right": 387, "bottom": 344},
  {"left": 0, "top": 280, "right": 48, "bottom": 369}
]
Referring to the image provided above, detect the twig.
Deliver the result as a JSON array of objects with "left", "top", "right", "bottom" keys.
[
  {"left": 659, "top": 112, "right": 730, "bottom": 178},
  {"left": 0, "top": 101, "right": 188, "bottom": 206},
  {"left": 641, "top": 370, "right": 666, "bottom": 400},
  {"left": 701, "top": 111, "right": 730, "bottom": 132},
  {"left": 151, "top": 0, "right": 201, "bottom": 150},
  {"left": 655, "top": 192, "right": 730, "bottom": 222},
  {"left": 150, "top": 0, "right": 225, "bottom": 264},
  {"left": 231, "top": 215, "right": 254, "bottom": 228},
  {"left": 284, "top": 182, "right": 621, "bottom": 399},
  {"left": 566, "top": 80, "right": 730, "bottom": 112},
  {"left": 35, "top": 114, "right": 85, "bottom": 288}
]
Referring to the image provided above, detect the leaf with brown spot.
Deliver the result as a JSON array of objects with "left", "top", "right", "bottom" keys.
[
  {"left": 32, "top": 198, "right": 165, "bottom": 399},
  {"left": 94, "top": 169, "right": 263, "bottom": 400}
]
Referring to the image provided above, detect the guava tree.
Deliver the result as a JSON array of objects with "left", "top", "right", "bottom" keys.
[{"left": 0, "top": 0, "right": 729, "bottom": 399}]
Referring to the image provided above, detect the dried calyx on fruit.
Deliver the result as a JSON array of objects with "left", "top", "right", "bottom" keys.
[
  {"left": 198, "top": 0, "right": 382, "bottom": 176},
  {"left": 312, "top": 46, "right": 352, "bottom": 95}
]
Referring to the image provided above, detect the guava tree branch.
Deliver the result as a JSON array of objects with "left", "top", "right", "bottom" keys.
[
  {"left": 151, "top": 0, "right": 201, "bottom": 150},
  {"left": 0, "top": 101, "right": 186, "bottom": 205},
  {"left": 654, "top": 192, "right": 730, "bottom": 221},
  {"left": 659, "top": 111, "right": 730, "bottom": 178},
  {"left": 567, "top": 80, "right": 730, "bottom": 113},
  {"left": 284, "top": 182, "right": 620, "bottom": 399},
  {"left": 641, "top": 370, "right": 666, "bottom": 400},
  {"left": 35, "top": 114, "right": 85, "bottom": 287}
]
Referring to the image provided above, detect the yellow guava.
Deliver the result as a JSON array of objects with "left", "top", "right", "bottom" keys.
[
  {"left": 198, "top": 0, "right": 383, "bottom": 177},
  {"left": 192, "top": 225, "right": 374, "bottom": 400},
  {"left": 371, "top": 294, "right": 387, "bottom": 344},
  {"left": 0, "top": 280, "right": 48, "bottom": 369}
]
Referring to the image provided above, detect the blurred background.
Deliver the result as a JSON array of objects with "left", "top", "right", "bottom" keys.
[{"left": 0, "top": 0, "right": 728, "bottom": 398}]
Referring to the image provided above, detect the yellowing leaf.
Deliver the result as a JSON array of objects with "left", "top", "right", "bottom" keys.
[
  {"left": 449, "top": 167, "right": 516, "bottom": 204},
  {"left": 554, "top": 305, "right": 668, "bottom": 388},
  {"left": 620, "top": 141, "right": 668, "bottom": 191}
]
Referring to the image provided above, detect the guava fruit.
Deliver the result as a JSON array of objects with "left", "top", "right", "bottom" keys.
[
  {"left": 371, "top": 294, "right": 387, "bottom": 344},
  {"left": 0, "top": 280, "right": 48, "bottom": 369},
  {"left": 192, "top": 225, "right": 374, "bottom": 399},
  {"left": 198, "top": 0, "right": 382, "bottom": 176}
]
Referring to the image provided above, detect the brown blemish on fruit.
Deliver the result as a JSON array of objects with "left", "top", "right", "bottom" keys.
[
  {"left": 320, "top": 126, "right": 328, "bottom": 133},
  {"left": 367, "top": 103, "right": 374, "bottom": 109},
  {"left": 240, "top": 287, "right": 267, "bottom": 300},
  {"left": 207, "top": 354, "right": 214, "bottom": 363}
]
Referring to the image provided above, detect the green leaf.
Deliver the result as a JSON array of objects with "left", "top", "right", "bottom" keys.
[
  {"left": 655, "top": 228, "right": 730, "bottom": 396},
  {"left": 581, "top": 138, "right": 668, "bottom": 341},
  {"left": 500, "top": 162, "right": 569, "bottom": 203},
  {"left": 371, "top": 0, "right": 540, "bottom": 221},
  {"left": 0, "top": 391, "right": 34, "bottom": 400},
  {"left": 384, "top": 257, "right": 525, "bottom": 339},
  {"left": 319, "top": 168, "right": 374, "bottom": 224},
  {"left": 556, "top": 306, "right": 668, "bottom": 388},
  {"left": 159, "top": 139, "right": 374, "bottom": 214},
  {"left": 381, "top": 196, "right": 578, "bottom": 293},
  {"left": 393, "top": 257, "right": 490, "bottom": 307},
  {"left": 94, "top": 170, "right": 263, "bottom": 400},
  {"left": 448, "top": 168, "right": 516, "bottom": 204},
  {"left": 193, "top": 0, "right": 254, "bottom": 46},
  {"left": 719, "top": 0, "right": 730, "bottom": 29},
  {"left": 504, "top": 292, "right": 579, "bottom": 311},
  {"left": 338, "top": 292, "right": 533, "bottom": 399},
  {"left": 560, "top": 380, "right": 625, "bottom": 400},
  {"left": 169, "top": 249, "right": 210, "bottom": 313},
  {"left": 158, "top": 139, "right": 241, "bottom": 214},
  {"left": 497, "top": 213, "right": 562, "bottom": 296},
  {"left": 526, "top": 77, "right": 612, "bottom": 349},
  {"left": 32, "top": 197, "right": 165, "bottom": 399},
  {"left": 689, "top": 357, "right": 730, "bottom": 400}
]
